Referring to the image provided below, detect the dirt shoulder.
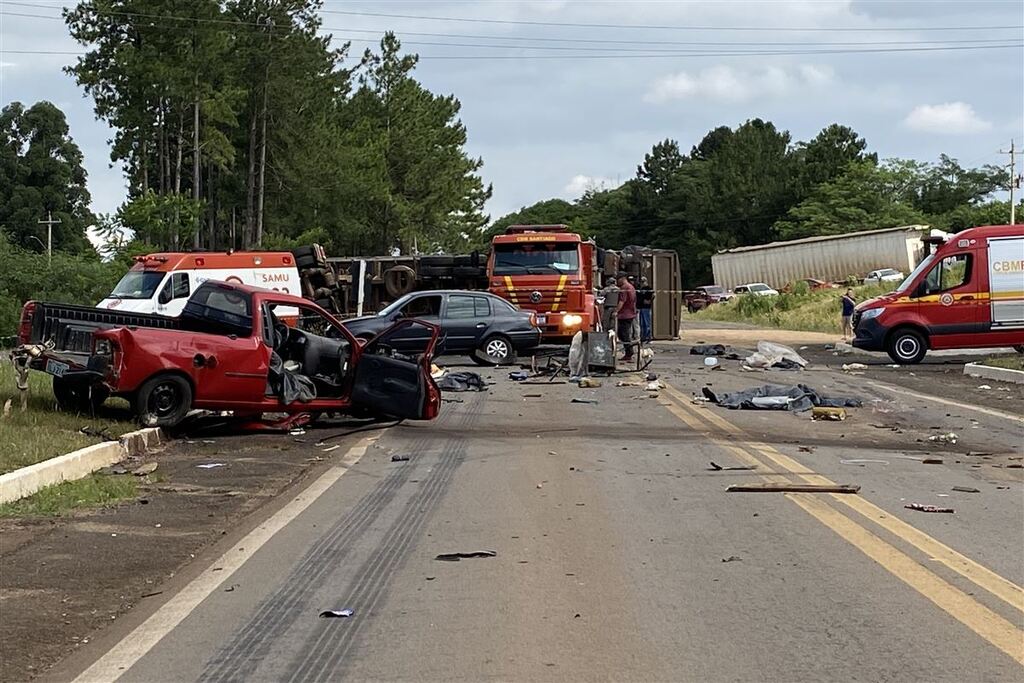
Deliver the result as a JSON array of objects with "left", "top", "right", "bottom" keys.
[{"left": 0, "top": 421, "right": 365, "bottom": 682}]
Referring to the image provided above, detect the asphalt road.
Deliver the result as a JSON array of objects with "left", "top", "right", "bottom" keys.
[{"left": 45, "top": 340, "right": 1024, "bottom": 682}]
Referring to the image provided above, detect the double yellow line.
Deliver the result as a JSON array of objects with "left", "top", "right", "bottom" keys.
[{"left": 658, "top": 381, "right": 1024, "bottom": 665}]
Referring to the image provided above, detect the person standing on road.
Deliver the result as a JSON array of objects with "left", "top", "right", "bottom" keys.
[
  {"left": 616, "top": 272, "right": 637, "bottom": 361},
  {"left": 637, "top": 276, "right": 655, "bottom": 342},
  {"left": 841, "top": 289, "right": 856, "bottom": 341},
  {"left": 599, "top": 277, "right": 620, "bottom": 332}
]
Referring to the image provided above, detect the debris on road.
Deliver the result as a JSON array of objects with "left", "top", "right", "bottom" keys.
[
  {"left": 841, "top": 363, "right": 868, "bottom": 372},
  {"left": 977, "top": 384, "right": 992, "bottom": 390},
  {"left": 321, "top": 445, "right": 341, "bottom": 453},
  {"left": 319, "top": 609, "right": 354, "bottom": 618},
  {"left": 708, "top": 461, "right": 757, "bottom": 471},
  {"left": 922, "top": 457, "right": 944, "bottom": 465},
  {"left": 745, "top": 342, "right": 808, "bottom": 370},
  {"left": 391, "top": 455, "right": 410, "bottom": 462},
  {"left": 690, "top": 344, "right": 727, "bottom": 356},
  {"left": 704, "top": 357, "right": 720, "bottom": 368},
  {"left": 703, "top": 384, "right": 862, "bottom": 413},
  {"left": 952, "top": 486, "right": 981, "bottom": 493},
  {"left": 132, "top": 462, "right": 159, "bottom": 476},
  {"left": 721, "top": 555, "right": 742, "bottom": 563},
  {"left": 438, "top": 372, "right": 488, "bottom": 392},
  {"left": 727, "top": 483, "right": 860, "bottom": 494},
  {"left": 430, "top": 364, "right": 446, "bottom": 380},
  {"left": 646, "top": 380, "right": 664, "bottom": 391},
  {"left": 195, "top": 462, "right": 227, "bottom": 469},
  {"left": 508, "top": 370, "right": 529, "bottom": 382},
  {"left": 812, "top": 407, "right": 847, "bottom": 421},
  {"left": 577, "top": 377, "right": 602, "bottom": 388},
  {"left": 929, "top": 432, "right": 959, "bottom": 444},
  {"left": 840, "top": 459, "right": 889, "bottom": 465},
  {"left": 904, "top": 503, "right": 955, "bottom": 514},
  {"left": 798, "top": 446, "right": 816, "bottom": 453},
  {"left": 435, "top": 550, "right": 497, "bottom": 562},
  {"left": 571, "top": 398, "right": 599, "bottom": 405}
]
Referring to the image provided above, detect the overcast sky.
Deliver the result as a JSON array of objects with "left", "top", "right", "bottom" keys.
[{"left": 2, "top": 0, "right": 1022, "bottom": 224}]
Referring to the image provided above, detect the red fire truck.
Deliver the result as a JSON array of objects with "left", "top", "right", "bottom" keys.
[{"left": 487, "top": 225, "right": 600, "bottom": 341}]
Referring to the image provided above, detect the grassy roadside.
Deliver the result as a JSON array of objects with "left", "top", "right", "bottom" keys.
[
  {"left": 0, "top": 474, "right": 137, "bottom": 517},
  {"left": 690, "top": 282, "right": 898, "bottom": 334},
  {"left": 0, "top": 361, "right": 135, "bottom": 474},
  {"left": 980, "top": 355, "right": 1024, "bottom": 371}
]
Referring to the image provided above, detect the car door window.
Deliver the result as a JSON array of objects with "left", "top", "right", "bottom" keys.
[
  {"left": 445, "top": 295, "right": 476, "bottom": 319},
  {"left": 400, "top": 295, "right": 441, "bottom": 318},
  {"left": 924, "top": 254, "right": 971, "bottom": 294},
  {"left": 296, "top": 306, "right": 341, "bottom": 337},
  {"left": 171, "top": 272, "right": 191, "bottom": 299},
  {"left": 474, "top": 297, "right": 491, "bottom": 317}
]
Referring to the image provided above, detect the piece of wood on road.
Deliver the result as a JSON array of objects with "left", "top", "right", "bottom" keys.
[{"left": 727, "top": 483, "right": 861, "bottom": 494}]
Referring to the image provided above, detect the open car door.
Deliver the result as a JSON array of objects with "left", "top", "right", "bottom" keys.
[{"left": 350, "top": 319, "right": 441, "bottom": 420}]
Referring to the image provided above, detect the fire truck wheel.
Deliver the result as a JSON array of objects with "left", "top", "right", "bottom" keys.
[
  {"left": 473, "top": 334, "right": 514, "bottom": 366},
  {"left": 886, "top": 327, "right": 927, "bottom": 365},
  {"left": 53, "top": 377, "right": 109, "bottom": 413},
  {"left": 384, "top": 265, "right": 416, "bottom": 298},
  {"left": 135, "top": 374, "right": 193, "bottom": 428}
]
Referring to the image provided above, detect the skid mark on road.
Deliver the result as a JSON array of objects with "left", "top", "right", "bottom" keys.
[
  {"left": 200, "top": 400, "right": 485, "bottom": 683},
  {"left": 658, "top": 382, "right": 1024, "bottom": 666}
]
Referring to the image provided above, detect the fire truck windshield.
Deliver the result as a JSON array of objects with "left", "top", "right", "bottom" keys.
[{"left": 492, "top": 243, "right": 580, "bottom": 275}]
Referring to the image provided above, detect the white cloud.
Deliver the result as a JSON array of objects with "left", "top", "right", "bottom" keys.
[
  {"left": 643, "top": 64, "right": 833, "bottom": 104},
  {"left": 903, "top": 102, "right": 992, "bottom": 135},
  {"left": 563, "top": 174, "right": 616, "bottom": 197}
]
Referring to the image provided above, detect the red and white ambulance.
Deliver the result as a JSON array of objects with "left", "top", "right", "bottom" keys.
[
  {"left": 98, "top": 251, "right": 301, "bottom": 317},
  {"left": 853, "top": 224, "right": 1024, "bottom": 363}
]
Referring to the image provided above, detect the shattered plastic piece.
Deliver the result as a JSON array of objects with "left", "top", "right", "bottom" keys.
[
  {"left": 840, "top": 459, "right": 889, "bottom": 465},
  {"left": 508, "top": 370, "right": 529, "bottom": 382},
  {"left": 571, "top": 398, "right": 599, "bottom": 404},
  {"left": 132, "top": 462, "right": 159, "bottom": 476},
  {"left": 928, "top": 432, "right": 959, "bottom": 444},
  {"left": 289, "top": 428, "right": 306, "bottom": 436},
  {"left": 439, "top": 372, "right": 488, "bottom": 392},
  {"left": 922, "top": 457, "right": 944, "bottom": 464},
  {"left": 391, "top": 455, "right": 410, "bottom": 462},
  {"left": 196, "top": 463, "right": 227, "bottom": 469},
  {"left": 708, "top": 461, "right": 756, "bottom": 471},
  {"left": 646, "top": 380, "right": 664, "bottom": 391},
  {"left": 319, "top": 609, "right": 354, "bottom": 618},
  {"left": 322, "top": 445, "right": 340, "bottom": 452},
  {"left": 721, "top": 556, "right": 742, "bottom": 563},
  {"left": 434, "top": 550, "right": 497, "bottom": 562},
  {"left": 905, "top": 503, "right": 954, "bottom": 514},
  {"left": 977, "top": 384, "right": 992, "bottom": 390},
  {"left": 704, "top": 357, "right": 719, "bottom": 368},
  {"left": 842, "top": 363, "right": 868, "bottom": 372},
  {"left": 952, "top": 486, "right": 980, "bottom": 493},
  {"left": 431, "top": 364, "right": 446, "bottom": 380}
]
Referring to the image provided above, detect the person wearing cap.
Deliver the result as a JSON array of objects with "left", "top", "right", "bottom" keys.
[
  {"left": 637, "top": 276, "right": 655, "bottom": 342},
  {"left": 599, "top": 276, "right": 620, "bottom": 332},
  {"left": 616, "top": 271, "right": 637, "bottom": 361}
]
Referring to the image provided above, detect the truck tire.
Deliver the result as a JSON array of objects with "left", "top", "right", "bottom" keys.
[
  {"left": 292, "top": 246, "right": 316, "bottom": 259},
  {"left": 384, "top": 265, "right": 416, "bottom": 298},
  {"left": 420, "top": 255, "right": 454, "bottom": 268},
  {"left": 419, "top": 266, "right": 449, "bottom": 278},
  {"left": 453, "top": 266, "right": 485, "bottom": 278},
  {"left": 473, "top": 334, "right": 515, "bottom": 366},
  {"left": 134, "top": 374, "right": 192, "bottom": 428},
  {"left": 313, "top": 286, "right": 334, "bottom": 300},
  {"left": 296, "top": 253, "right": 318, "bottom": 269},
  {"left": 886, "top": 327, "right": 927, "bottom": 365},
  {"left": 53, "top": 377, "right": 109, "bottom": 414}
]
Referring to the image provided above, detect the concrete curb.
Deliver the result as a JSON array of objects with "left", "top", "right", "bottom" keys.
[
  {"left": 0, "top": 427, "right": 164, "bottom": 505},
  {"left": 963, "top": 362, "right": 1024, "bottom": 385}
]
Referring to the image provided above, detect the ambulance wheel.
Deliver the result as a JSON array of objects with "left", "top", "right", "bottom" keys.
[
  {"left": 886, "top": 327, "right": 927, "bottom": 365},
  {"left": 135, "top": 374, "right": 192, "bottom": 428},
  {"left": 53, "top": 377, "right": 109, "bottom": 413}
]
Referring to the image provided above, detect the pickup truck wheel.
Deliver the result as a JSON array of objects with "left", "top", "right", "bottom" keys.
[
  {"left": 473, "top": 335, "right": 514, "bottom": 366},
  {"left": 886, "top": 328, "right": 927, "bottom": 365},
  {"left": 53, "top": 377, "right": 109, "bottom": 414},
  {"left": 135, "top": 374, "right": 192, "bottom": 428}
]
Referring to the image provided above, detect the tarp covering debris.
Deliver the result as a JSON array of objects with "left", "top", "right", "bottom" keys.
[
  {"left": 744, "top": 342, "right": 808, "bottom": 370},
  {"left": 703, "top": 384, "right": 862, "bottom": 412},
  {"left": 437, "top": 371, "right": 488, "bottom": 392}
]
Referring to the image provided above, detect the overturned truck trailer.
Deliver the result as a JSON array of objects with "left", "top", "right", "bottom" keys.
[{"left": 309, "top": 245, "right": 681, "bottom": 340}]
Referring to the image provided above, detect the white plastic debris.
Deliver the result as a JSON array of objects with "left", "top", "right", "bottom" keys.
[
  {"left": 977, "top": 384, "right": 992, "bottom": 390},
  {"left": 196, "top": 463, "right": 227, "bottom": 469},
  {"left": 745, "top": 341, "right": 808, "bottom": 369},
  {"left": 842, "top": 363, "right": 868, "bottom": 372},
  {"left": 929, "top": 432, "right": 959, "bottom": 444}
]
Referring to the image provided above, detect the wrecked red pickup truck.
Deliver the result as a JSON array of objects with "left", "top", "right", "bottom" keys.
[{"left": 16, "top": 281, "right": 441, "bottom": 428}]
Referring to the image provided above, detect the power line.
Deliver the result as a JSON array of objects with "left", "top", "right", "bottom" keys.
[{"left": 314, "top": 7, "right": 1024, "bottom": 32}]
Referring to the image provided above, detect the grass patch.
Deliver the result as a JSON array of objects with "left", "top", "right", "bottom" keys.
[
  {"left": 690, "top": 282, "right": 898, "bottom": 334},
  {"left": 0, "top": 361, "right": 135, "bottom": 474},
  {"left": 0, "top": 474, "right": 137, "bottom": 517},
  {"left": 980, "top": 355, "right": 1024, "bottom": 371}
]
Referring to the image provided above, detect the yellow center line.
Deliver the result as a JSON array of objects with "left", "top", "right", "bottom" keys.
[{"left": 658, "top": 383, "right": 1024, "bottom": 665}]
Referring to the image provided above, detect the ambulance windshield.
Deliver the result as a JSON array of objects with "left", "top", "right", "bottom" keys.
[{"left": 109, "top": 270, "right": 166, "bottom": 299}]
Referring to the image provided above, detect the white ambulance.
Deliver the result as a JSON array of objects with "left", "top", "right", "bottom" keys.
[{"left": 98, "top": 251, "right": 302, "bottom": 317}]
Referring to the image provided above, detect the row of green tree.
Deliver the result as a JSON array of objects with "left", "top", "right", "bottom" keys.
[
  {"left": 480, "top": 122, "right": 1016, "bottom": 286},
  {"left": 54, "top": 0, "right": 488, "bottom": 255}
]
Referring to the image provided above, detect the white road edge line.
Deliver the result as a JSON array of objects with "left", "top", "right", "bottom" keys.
[
  {"left": 868, "top": 381, "right": 1024, "bottom": 424},
  {"left": 73, "top": 435, "right": 377, "bottom": 683}
]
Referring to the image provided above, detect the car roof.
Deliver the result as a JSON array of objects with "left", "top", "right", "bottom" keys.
[{"left": 199, "top": 280, "right": 311, "bottom": 307}]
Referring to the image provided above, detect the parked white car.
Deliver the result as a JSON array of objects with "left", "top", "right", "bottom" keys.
[
  {"left": 733, "top": 283, "right": 779, "bottom": 296},
  {"left": 865, "top": 268, "right": 905, "bottom": 283}
]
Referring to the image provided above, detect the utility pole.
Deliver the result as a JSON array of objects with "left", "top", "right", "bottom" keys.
[
  {"left": 37, "top": 211, "right": 60, "bottom": 266},
  {"left": 1000, "top": 139, "right": 1023, "bottom": 225}
]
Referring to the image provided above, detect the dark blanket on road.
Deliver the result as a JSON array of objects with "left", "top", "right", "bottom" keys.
[
  {"left": 703, "top": 383, "right": 862, "bottom": 412},
  {"left": 437, "top": 371, "right": 488, "bottom": 392}
]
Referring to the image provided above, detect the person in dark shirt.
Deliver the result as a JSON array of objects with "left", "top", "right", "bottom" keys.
[
  {"left": 616, "top": 272, "right": 637, "bottom": 361},
  {"left": 636, "top": 276, "right": 655, "bottom": 342},
  {"left": 841, "top": 289, "right": 856, "bottom": 341}
]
